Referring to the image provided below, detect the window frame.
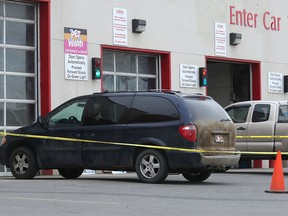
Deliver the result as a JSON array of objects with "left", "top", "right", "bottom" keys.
[
  {"left": 102, "top": 50, "right": 160, "bottom": 92},
  {"left": 0, "top": 1, "right": 38, "bottom": 131}
]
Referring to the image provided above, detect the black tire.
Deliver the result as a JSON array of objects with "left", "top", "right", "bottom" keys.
[
  {"left": 58, "top": 168, "right": 84, "bottom": 179},
  {"left": 135, "top": 149, "right": 169, "bottom": 183},
  {"left": 9, "top": 147, "right": 38, "bottom": 179},
  {"left": 182, "top": 171, "right": 211, "bottom": 182}
]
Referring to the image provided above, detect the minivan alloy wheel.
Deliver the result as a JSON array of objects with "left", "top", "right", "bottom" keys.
[
  {"left": 135, "top": 149, "right": 169, "bottom": 183},
  {"left": 140, "top": 154, "right": 159, "bottom": 178},
  {"left": 10, "top": 147, "right": 38, "bottom": 179},
  {"left": 13, "top": 153, "right": 27, "bottom": 174}
]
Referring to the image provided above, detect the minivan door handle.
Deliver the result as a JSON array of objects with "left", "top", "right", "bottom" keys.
[
  {"left": 74, "top": 133, "right": 81, "bottom": 139},
  {"left": 84, "top": 133, "right": 95, "bottom": 139},
  {"left": 237, "top": 127, "right": 246, "bottom": 131}
]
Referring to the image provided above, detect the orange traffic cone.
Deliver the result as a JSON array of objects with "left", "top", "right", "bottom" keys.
[{"left": 265, "top": 150, "right": 288, "bottom": 193}]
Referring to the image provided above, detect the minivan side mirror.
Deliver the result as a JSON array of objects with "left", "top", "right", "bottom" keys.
[{"left": 38, "top": 116, "right": 44, "bottom": 125}]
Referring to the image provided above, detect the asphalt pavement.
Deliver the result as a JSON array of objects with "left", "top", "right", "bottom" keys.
[{"left": 0, "top": 169, "right": 288, "bottom": 216}]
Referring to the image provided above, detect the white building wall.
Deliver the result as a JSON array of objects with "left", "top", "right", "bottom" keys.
[{"left": 50, "top": 0, "right": 288, "bottom": 108}]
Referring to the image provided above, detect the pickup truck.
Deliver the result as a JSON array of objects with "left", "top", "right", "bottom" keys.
[{"left": 225, "top": 101, "right": 288, "bottom": 160}]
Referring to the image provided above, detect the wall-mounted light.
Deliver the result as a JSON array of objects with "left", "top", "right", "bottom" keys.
[
  {"left": 132, "top": 19, "right": 146, "bottom": 33},
  {"left": 230, "top": 33, "right": 242, "bottom": 45}
]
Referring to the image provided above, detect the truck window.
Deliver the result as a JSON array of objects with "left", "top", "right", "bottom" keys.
[
  {"left": 252, "top": 104, "right": 270, "bottom": 123},
  {"left": 225, "top": 105, "right": 250, "bottom": 123},
  {"left": 278, "top": 105, "right": 288, "bottom": 123}
]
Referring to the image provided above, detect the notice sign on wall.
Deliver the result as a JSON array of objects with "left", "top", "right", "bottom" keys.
[
  {"left": 113, "top": 8, "right": 128, "bottom": 46},
  {"left": 214, "top": 22, "right": 226, "bottom": 56},
  {"left": 268, "top": 72, "right": 283, "bottom": 93},
  {"left": 179, "top": 64, "right": 198, "bottom": 88},
  {"left": 64, "top": 27, "right": 88, "bottom": 80}
]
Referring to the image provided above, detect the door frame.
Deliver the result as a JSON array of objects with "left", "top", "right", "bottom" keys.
[{"left": 206, "top": 56, "right": 264, "bottom": 168}]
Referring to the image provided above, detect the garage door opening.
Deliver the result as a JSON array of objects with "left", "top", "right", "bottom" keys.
[
  {"left": 206, "top": 57, "right": 261, "bottom": 108},
  {"left": 207, "top": 61, "right": 251, "bottom": 107},
  {"left": 206, "top": 57, "right": 261, "bottom": 168}
]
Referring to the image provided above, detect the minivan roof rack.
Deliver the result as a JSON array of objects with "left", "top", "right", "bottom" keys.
[
  {"left": 95, "top": 90, "right": 137, "bottom": 94},
  {"left": 97, "top": 90, "right": 204, "bottom": 95},
  {"left": 148, "top": 89, "right": 181, "bottom": 94}
]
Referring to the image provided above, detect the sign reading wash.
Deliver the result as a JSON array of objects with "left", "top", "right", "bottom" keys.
[{"left": 64, "top": 27, "right": 88, "bottom": 80}]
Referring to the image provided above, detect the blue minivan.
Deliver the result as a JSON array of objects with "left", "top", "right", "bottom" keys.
[{"left": 0, "top": 91, "right": 240, "bottom": 183}]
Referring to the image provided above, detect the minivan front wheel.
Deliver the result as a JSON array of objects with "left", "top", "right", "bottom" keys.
[
  {"left": 9, "top": 147, "right": 38, "bottom": 179},
  {"left": 182, "top": 171, "right": 211, "bottom": 182},
  {"left": 135, "top": 149, "right": 169, "bottom": 183}
]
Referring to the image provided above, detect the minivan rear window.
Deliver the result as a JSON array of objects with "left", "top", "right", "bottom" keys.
[{"left": 184, "top": 98, "right": 231, "bottom": 122}]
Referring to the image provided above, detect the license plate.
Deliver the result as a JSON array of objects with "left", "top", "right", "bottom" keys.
[{"left": 214, "top": 135, "right": 224, "bottom": 143}]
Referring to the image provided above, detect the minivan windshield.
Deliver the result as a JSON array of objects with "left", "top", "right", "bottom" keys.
[{"left": 184, "top": 98, "right": 231, "bottom": 122}]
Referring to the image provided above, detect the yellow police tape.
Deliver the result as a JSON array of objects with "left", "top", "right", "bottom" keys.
[
  {"left": 237, "top": 135, "right": 288, "bottom": 139},
  {"left": 1, "top": 131, "right": 288, "bottom": 156}
]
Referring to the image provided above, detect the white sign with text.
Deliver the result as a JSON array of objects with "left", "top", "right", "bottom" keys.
[
  {"left": 215, "top": 22, "right": 226, "bottom": 56},
  {"left": 113, "top": 8, "right": 128, "bottom": 46},
  {"left": 268, "top": 72, "right": 283, "bottom": 93},
  {"left": 64, "top": 27, "right": 88, "bottom": 81},
  {"left": 179, "top": 64, "right": 198, "bottom": 88}
]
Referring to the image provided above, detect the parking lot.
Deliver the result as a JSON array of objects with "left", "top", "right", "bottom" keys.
[{"left": 0, "top": 169, "right": 288, "bottom": 216}]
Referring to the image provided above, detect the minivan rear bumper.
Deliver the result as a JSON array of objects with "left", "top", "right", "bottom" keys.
[{"left": 167, "top": 151, "right": 241, "bottom": 171}]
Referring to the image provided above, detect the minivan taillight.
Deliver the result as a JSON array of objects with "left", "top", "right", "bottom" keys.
[{"left": 178, "top": 124, "right": 197, "bottom": 142}]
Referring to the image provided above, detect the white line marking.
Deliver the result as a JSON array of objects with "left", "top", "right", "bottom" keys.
[{"left": 0, "top": 196, "right": 120, "bottom": 205}]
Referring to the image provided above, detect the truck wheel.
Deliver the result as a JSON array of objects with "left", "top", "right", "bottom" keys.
[
  {"left": 182, "top": 171, "right": 211, "bottom": 182},
  {"left": 135, "top": 149, "right": 169, "bottom": 183},
  {"left": 9, "top": 147, "right": 38, "bottom": 179},
  {"left": 58, "top": 168, "right": 84, "bottom": 179}
]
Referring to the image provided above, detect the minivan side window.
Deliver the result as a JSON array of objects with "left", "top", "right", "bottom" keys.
[
  {"left": 47, "top": 98, "right": 87, "bottom": 127},
  {"left": 83, "top": 96, "right": 132, "bottom": 126},
  {"left": 252, "top": 104, "right": 270, "bottom": 123},
  {"left": 129, "top": 96, "right": 180, "bottom": 123}
]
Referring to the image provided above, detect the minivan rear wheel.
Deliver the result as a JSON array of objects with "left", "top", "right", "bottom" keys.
[
  {"left": 182, "top": 171, "right": 211, "bottom": 182},
  {"left": 135, "top": 149, "right": 169, "bottom": 183},
  {"left": 58, "top": 168, "right": 84, "bottom": 179}
]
